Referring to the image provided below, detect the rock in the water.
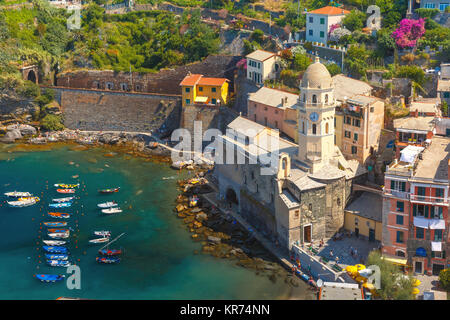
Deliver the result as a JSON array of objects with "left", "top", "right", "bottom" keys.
[
  {"left": 0, "top": 128, "right": 22, "bottom": 143},
  {"left": 207, "top": 236, "right": 221, "bottom": 244}
]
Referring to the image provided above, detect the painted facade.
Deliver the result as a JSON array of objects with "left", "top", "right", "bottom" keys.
[
  {"left": 305, "top": 6, "right": 350, "bottom": 44},
  {"left": 179, "top": 73, "right": 229, "bottom": 107},
  {"left": 246, "top": 50, "right": 280, "bottom": 85}
]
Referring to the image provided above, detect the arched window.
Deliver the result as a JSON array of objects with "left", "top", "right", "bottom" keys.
[
  {"left": 303, "top": 94, "right": 306, "bottom": 102},
  {"left": 302, "top": 122, "right": 305, "bottom": 134},
  {"left": 325, "top": 122, "right": 329, "bottom": 134},
  {"left": 396, "top": 250, "right": 406, "bottom": 257},
  {"left": 312, "top": 124, "right": 317, "bottom": 135},
  {"left": 325, "top": 94, "right": 329, "bottom": 104},
  {"left": 312, "top": 94, "right": 317, "bottom": 103}
]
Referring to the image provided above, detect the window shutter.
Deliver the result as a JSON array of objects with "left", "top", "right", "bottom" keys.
[
  {"left": 413, "top": 205, "right": 416, "bottom": 216},
  {"left": 431, "top": 251, "right": 435, "bottom": 258},
  {"left": 425, "top": 206, "right": 429, "bottom": 218},
  {"left": 443, "top": 251, "right": 446, "bottom": 259},
  {"left": 391, "top": 180, "right": 395, "bottom": 190},
  {"left": 439, "top": 207, "right": 443, "bottom": 219}
]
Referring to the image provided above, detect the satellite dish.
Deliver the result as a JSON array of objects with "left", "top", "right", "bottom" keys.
[{"left": 317, "top": 279, "right": 323, "bottom": 288}]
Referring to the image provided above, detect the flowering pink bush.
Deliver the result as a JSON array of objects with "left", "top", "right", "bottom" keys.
[
  {"left": 391, "top": 18, "right": 425, "bottom": 48},
  {"left": 328, "top": 23, "right": 340, "bottom": 37},
  {"left": 236, "top": 58, "right": 247, "bottom": 69}
]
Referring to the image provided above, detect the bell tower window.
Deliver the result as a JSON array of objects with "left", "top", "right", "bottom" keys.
[
  {"left": 312, "top": 95, "right": 317, "bottom": 103},
  {"left": 312, "top": 124, "right": 317, "bottom": 135}
]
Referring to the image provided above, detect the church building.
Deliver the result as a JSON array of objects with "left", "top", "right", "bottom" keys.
[{"left": 214, "top": 57, "right": 367, "bottom": 250}]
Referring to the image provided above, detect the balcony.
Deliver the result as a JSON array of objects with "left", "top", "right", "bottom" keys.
[
  {"left": 410, "top": 194, "right": 448, "bottom": 206},
  {"left": 383, "top": 188, "right": 410, "bottom": 199}
]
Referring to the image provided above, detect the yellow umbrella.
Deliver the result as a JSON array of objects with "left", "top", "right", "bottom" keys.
[
  {"left": 346, "top": 266, "right": 357, "bottom": 273},
  {"left": 412, "top": 288, "right": 420, "bottom": 295},
  {"left": 412, "top": 278, "right": 421, "bottom": 287},
  {"left": 363, "top": 282, "right": 375, "bottom": 290},
  {"left": 355, "top": 276, "right": 366, "bottom": 283},
  {"left": 355, "top": 264, "right": 366, "bottom": 271}
]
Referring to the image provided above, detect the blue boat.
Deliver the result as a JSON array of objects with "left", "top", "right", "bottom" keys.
[
  {"left": 35, "top": 274, "right": 65, "bottom": 283},
  {"left": 45, "top": 254, "right": 69, "bottom": 261},
  {"left": 43, "top": 221, "right": 67, "bottom": 227},
  {"left": 96, "top": 256, "right": 120, "bottom": 264},
  {"left": 47, "top": 260, "right": 70, "bottom": 267},
  {"left": 49, "top": 202, "right": 72, "bottom": 208},
  {"left": 43, "top": 246, "right": 68, "bottom": 254}
]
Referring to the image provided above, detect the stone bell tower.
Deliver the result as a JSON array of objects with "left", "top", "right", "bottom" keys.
[{"left": 297, "top": 56, "right": 336, "bottom": 173}]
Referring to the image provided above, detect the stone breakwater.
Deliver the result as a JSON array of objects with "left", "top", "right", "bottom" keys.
[{"left": 174, "top": 174, "right": 312, "bottom": 295}]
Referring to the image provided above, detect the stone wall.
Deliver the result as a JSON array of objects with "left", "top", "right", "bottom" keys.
[
  {"left": 56, "top": 55, "right": 241, "bottom": 95},
  {"left": 54, "top": 87, "right": 181, "bottom": 134}
]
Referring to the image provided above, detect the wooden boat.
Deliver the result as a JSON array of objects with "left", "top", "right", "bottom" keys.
[
  {"left": 49, "top": 202, "right": 72, "bottom": 208},
  {"left": 94, "top": 231, "right": 111, "bottom": 237},
  {"left": 48, "top": 212, "right": 71, "bottom": 219},
  {"left": 47, "top": 260, "right": 70, "bottom": 267},
  {"left": 97, "top": 201, "right": 118, "bottom": 208},
  {"left": 101, "top": 207, "right": 122, "bottom": 214},
  {"left": 98, "top": 249, "right": 122, "bottom": 256},
  {"left": 43, "top": 246, "right": 68, "bottom": 254},
  {"left": 43, "top": 222, "right": 67, "bottom": 227},
  {"left": 4, "top": 191, "right": 32, "bottom": 197},
  {"left": 45, "top": 254, "right": 69, "bottom": 261},
  {"left": 56, "top": 189, "right": 76, "bottom": 194},
  {"left": 89, "top": 237, "right": 110, "bottom": 244},
  {"left": 99, "top": 187, "right": 120, "bottom": 194},
  {"left": 7, "top": 199, "right": 38, "bottom": 207},
  {"left": 48, "top": 232, "right": 70, "bottom": 239},
  {"left": 47, "top": 228, "right": 69, "bottom": 234},
  {"left": 54, "top": 183, "right": 79, "bottom": 189},
  {"left": 52, "top": 197, "right": 75, "bottom": 203},
  {"left": 43, "top": 240, "right": 66, "bottom": 246},
  {"left": 18, "top": 196, "right": 40, "bottom": 202},
  {"left": 96, "top": 256, "right": 120, "bottom": 264},
  {"left": 35, "top": 274, "right": 65, "bottom": 283}
]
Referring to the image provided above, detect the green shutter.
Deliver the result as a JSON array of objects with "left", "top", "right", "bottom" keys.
[
  {"left": 431, "top": 251, "right": 435, "bottom": 258},
  {"left": 439, "top": 207, "right": 443, "bottom": 219},
  {"left": 413, "top": 205, "right": 417, "bottom": 216},
  {"left": 425, "top": 206, "right": 429, "bottom": 218},
  {"left": 443, "top": 251, "right": 446, "bottom": 259},
  {"left": 391, "top": 180, "right": 395, "bottom": 190}
]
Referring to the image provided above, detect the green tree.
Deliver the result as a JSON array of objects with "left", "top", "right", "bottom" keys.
[
  {"left": 345, "top": 44, "right": 371, "bottom": 78},
  {"left": 326, "top": 63, "right": 341, "bottom": 76},
  {"left": 342, "top": 10, "right": 366, "bottom": 32},
  {"left": 439, "top": 268, "right": 450, "bottom": 290},
  {"left": 293, "top": 53, "right": 311, "bottom": 72},
  {"left": 250, "top": 29, "right": 264, "bottom": 45},
  {"left": 441, "top": 101, "right": 449, "bottom": 117},
  {"left": 40, "top": 114, "right": 64, "bottom": 131},
  {"left": 395, "top": 65, "right": 426, "bottom": 86},
  {"left": 367, "top": 251, "right": 414, "bottom": 300}
]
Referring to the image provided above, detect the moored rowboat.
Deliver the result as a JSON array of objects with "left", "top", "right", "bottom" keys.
[
  {"left": 56, "top": 189, "right": 76, "bottom": 194},
  {"left": 96, "top": 256, "right": 120, "bottom": 264},
  {"left": 98, "top": 249, "right": 122, "bottom": 256},
  {"left": 48, "top": 212, "right": 71, "bottom": 219},
  {"left": 52, "top": 197, "right": 75, "bottom": 203},
  {"left": 4, "top": 191, "right": 32, "bottom": 197},
  {"left": 54, "top": 184, "right": 79, "bottom": 189},
  {"left": 89, "top": 237, "right": 110, "bottom": 244},
  {"left": 45, "top": 254, "right": 69, "bottom": 261},
  {"left": 48, "top": 232, "right": 70, "bottom": 239},
  {"left": 43, "top": 222, "right": 67, "bottom": 227},
  {"left": 43, "top": 246, "right": 68, "bottom": 254},
  {"left": 49, "top": 202, "right": 72, "bottom": 208},
  {"left": 101, "top": 207, "right": 122, "bottom": 214},
  {"left": 47, "top": 260, "right": 70, "bottom": 267},
  {"left": 43, "top": 240, "right": 66, "bottom": 246},
  {"left": 97, "top": 201, "right": 118, "bottom": 208},
  {"left": 99, "top": 187, "right": 120, "bottom": 194},
  {"left": 35, "top": 274, "right": 65, "bottom": 283}
]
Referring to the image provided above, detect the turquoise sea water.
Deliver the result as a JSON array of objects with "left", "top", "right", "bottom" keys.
[{"left": 0, "top": 145, "right": 301, "bottom": 300}]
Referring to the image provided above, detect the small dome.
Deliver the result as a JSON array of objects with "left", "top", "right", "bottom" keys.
[{"left": 301, "top": 56, "right": 332, "bottom": 89}]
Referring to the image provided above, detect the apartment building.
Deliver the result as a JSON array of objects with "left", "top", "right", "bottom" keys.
[
  {"left": 305, "top": 6, "right": 350, "bottom": 44},
  {"left": 246, "top": 50, "right": 280, "bottom": 85},
  {"left": 179, "top": 73, "right": 229, "bottom": 107},
  {"left": 393, "top": 116, "right": 436, "bottom": 159},
  {"left": 382, "top": 135, "right": 450, "bottom": 275}
]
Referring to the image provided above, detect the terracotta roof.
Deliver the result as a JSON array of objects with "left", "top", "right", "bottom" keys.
[
  {"left": 309, "top": 6, "right": 350, "bottom": 15},
  {"left": 179, "top": 74, "right": 203, "bottom": 86},
  {"left": 180, "top": 74, "right": 228, "bottom": 87},
  {"left": 198, "top": 77, "right": 228, "bottom": 86}
]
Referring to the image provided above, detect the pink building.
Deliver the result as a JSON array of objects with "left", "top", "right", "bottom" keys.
[{"left": 247, "top": 87, "right": 298, "bottom": 141}]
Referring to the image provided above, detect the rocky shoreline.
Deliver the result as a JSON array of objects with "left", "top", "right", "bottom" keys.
[{"left": 174, "top": 174, "right": 316, "bottom": 299}]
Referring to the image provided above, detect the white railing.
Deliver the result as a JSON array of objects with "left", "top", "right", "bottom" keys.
[
  {"left": 383, "top": 188, "right": 409, "bottom": 199},
  {"left": 410, "top": 194, "right": 448, "bottom": 205}
]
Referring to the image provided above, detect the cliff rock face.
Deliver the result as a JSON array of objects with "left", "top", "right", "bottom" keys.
[{"left": 0, "top": 94, "right": 38, "bottom": 116}]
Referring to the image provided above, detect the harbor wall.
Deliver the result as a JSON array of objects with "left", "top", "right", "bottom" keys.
[{"left": 48, "top": 87, "right": 182, "bottom": 134}]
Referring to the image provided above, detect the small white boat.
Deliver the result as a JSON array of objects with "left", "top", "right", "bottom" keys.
[
  {"left": 4, "top": 191, "right": 32, "bottom": 197},
  {"left": 52, "top": 197, "right": 75, "bottom": 203},
  {"left": 48, "top": 232, "right": 70, "bottom": 239},
  {"left": 89, "top": 237, "right": 110, "bottom": 244},
  {"left": 97, "top": 201, "right": 118, "bottom": 208},
  {"left": 94, "top": 231, "right": 111, "bottom": 237},
  {"left": 101, "top": 207, "right": 122, "bottom": 215},
  {"left": 47, "top": 260, "right": 70, "bottom": 267},
  {"left": 43, "top": 240, "right": 67, "bottom": 246},
  {"left": 7, "top": 198, "right": 37, "bottom": 207}
]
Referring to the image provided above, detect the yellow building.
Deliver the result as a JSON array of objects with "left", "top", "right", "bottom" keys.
[
  {"left": 344, "top": 192, "right": 382, "bottom": 242},
  {"left": 180, "top": 73, "right": 229, "bottom": 107},
  {"left": 334, "top": 112, "right": 343, "bottom": 149}
]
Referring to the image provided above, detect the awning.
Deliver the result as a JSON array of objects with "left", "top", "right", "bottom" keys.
[
  {"left": 399, "top": 145, "right": 424, "bottom": 163},
  {"left": 413, "top": 217, "right": 429, "bottom": 229},
  {"left": 416, "top": 247, "right": 427, "bottom": 257},
  {"left": 429, "top": 219, "right": 445, "bottom": 230},
  {"left": 382, "top": 256, "right": 408, "bottom": 266},
  {"left": 431, "top": 242, "right": 442, "bottom": 252},
  {"left": 194, "top": 96, "right": 208, "bottom": 103}
]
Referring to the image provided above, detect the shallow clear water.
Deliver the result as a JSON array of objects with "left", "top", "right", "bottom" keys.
[{"left": 0, "top": 145, "right": 298, "bottom": 300}]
